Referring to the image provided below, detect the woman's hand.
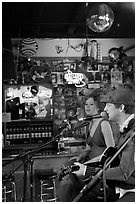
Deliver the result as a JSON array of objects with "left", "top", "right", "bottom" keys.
[
  {"left": 69, "top": 149, "right": 90, "bottom": 164},
  {"left": 76, "top": 155, "right": 86, "bottom": 162},
  {"left": 69, "top": 155, "right": 85, "bottom": 162}
]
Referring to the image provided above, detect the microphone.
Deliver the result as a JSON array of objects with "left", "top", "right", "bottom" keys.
[
  {"left": 63, "top": 113, "right": 78, "bottom": 123},
  {"left": 78, "top": 111, "right": 108, "bottom": 121},
  {"left": 59, "top": 113, "right": 78, "bottom": 130}
]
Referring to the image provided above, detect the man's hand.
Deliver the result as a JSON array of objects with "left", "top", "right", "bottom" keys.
[{"left": 72, "top": 162, "right": 87, "bottom": 177}]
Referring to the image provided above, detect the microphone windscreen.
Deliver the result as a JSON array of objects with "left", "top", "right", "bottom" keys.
[{"left": 101, "top": 111, "right": 108, "bottom": 119}]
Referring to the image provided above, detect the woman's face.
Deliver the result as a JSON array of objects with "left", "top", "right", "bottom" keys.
[{"left": 84, "top": 97, "right": 98, "bottom": 116}]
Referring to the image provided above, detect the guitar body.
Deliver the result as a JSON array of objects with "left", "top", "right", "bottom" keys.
[{"left": 58, "top": 146, "right": 119, "bottom": 181}]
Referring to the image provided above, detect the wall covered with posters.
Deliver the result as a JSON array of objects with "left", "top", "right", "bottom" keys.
[{"left": 3, "top": 38, "right": 135, "bottom": 142}]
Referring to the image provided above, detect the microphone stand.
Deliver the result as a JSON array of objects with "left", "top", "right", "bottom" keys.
[
  {"left": 2, "top": 122, "right": 70, "bottom": 202},
  {"left": 73, "top": 128, "right": 135, "bottom": 202}
]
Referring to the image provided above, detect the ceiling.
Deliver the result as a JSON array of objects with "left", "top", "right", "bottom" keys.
[{"left": 2, "top": 2, "right": 135, "bottom": 39}]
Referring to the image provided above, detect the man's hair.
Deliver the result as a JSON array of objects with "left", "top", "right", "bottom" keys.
[{"left": 114, "top": 103, "right": 135, "bottom": 114}]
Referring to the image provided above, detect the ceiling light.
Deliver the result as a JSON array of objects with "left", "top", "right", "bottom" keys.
[{"left": 87, "top": 3, "right": 114, "bottom": 33}]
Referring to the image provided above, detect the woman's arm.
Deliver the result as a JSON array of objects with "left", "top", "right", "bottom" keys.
[
  {"left": 76, "top": 144, "right": 91, "bottom": 162},
  {"left": 69, "top": 144, "right": 91, "bottom": 163},
  {"left": 101, "top": 120, "right": 115, "bottom": 147}
]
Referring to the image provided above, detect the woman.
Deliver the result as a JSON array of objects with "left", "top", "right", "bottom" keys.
[
  {"left": 57, "top": 90, "right": 118, "bottom": 202},
  {"left": 75, "top": 91, "right": 115, "bottom": 163}
]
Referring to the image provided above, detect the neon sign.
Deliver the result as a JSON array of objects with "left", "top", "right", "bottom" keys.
[{"left": 64, "top": 70, "right": 86, "bottom": 87}]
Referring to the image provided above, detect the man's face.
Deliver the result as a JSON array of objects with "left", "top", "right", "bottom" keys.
[{"left": 104, "top": 103, "right": 120, "bottom": 122}]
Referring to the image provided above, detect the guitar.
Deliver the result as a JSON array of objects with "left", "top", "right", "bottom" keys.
[
  {"left": 58, "top": 146, "right": 119, "bottom": 181},
  {"left": 73, "top": 128, "right": 135, "bottom": 202}
]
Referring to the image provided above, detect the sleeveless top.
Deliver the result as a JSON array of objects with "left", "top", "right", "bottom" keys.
[{"left": 86, "top": 118, "right": 112, "bottom": 160}]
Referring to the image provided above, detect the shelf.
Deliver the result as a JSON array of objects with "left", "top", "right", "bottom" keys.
[{"left": 2, "top": 119, "right": 54, "bottom": 147}]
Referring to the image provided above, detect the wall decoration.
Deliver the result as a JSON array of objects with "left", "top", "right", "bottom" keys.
[
  {"left": 30, "top": 64, "right": 51, "bottom": 83},
  {"left": 51, "top": 72, "right": 64, "bottom": 86},
  {"left": 86, "top": 62, "right": 99, "bottom": 72},
  {"left": 100, "top": 64, "right": 111, "bottom": 83},
  {"left": 64, "top": 70, "right": 86, "bottom": 87},
  {"left": 55, "top": 45, "right": 64, "bottom": 54},
  {"left": 110, "top": 70, "right": 123, "bottom": 87},
  {"left": 20, "top": 38, "right": 38, "bottom": 57},
  {"left": 122, "top": 60, "right": 134, "bottom": 86},
  {"left": 86, "top": 71, "right": 101, "bottom": 83}
]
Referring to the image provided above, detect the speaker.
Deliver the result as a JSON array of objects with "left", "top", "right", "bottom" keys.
[{"left": 2, "top": 33, "right": 16, "bottom": 81}]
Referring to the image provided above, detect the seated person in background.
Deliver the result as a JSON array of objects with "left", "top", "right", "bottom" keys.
[
  {"left": 57, "top": 90, "right": 119, "bottom": 202},
  {"left": 70, "top": 87, "right": 135, "bottom": 202}
]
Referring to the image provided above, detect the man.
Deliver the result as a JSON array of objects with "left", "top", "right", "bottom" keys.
[{"left": 73, "top": 87, "right": 135, "bottom": 202}]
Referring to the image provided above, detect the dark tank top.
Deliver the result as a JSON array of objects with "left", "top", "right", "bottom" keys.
[{"left": 86, "top": 119, "right": 109, "bottom": 159}]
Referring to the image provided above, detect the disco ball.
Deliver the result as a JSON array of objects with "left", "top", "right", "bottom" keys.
[{"left": 87, "top": 4, "right": 114, "bottom": 33}]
